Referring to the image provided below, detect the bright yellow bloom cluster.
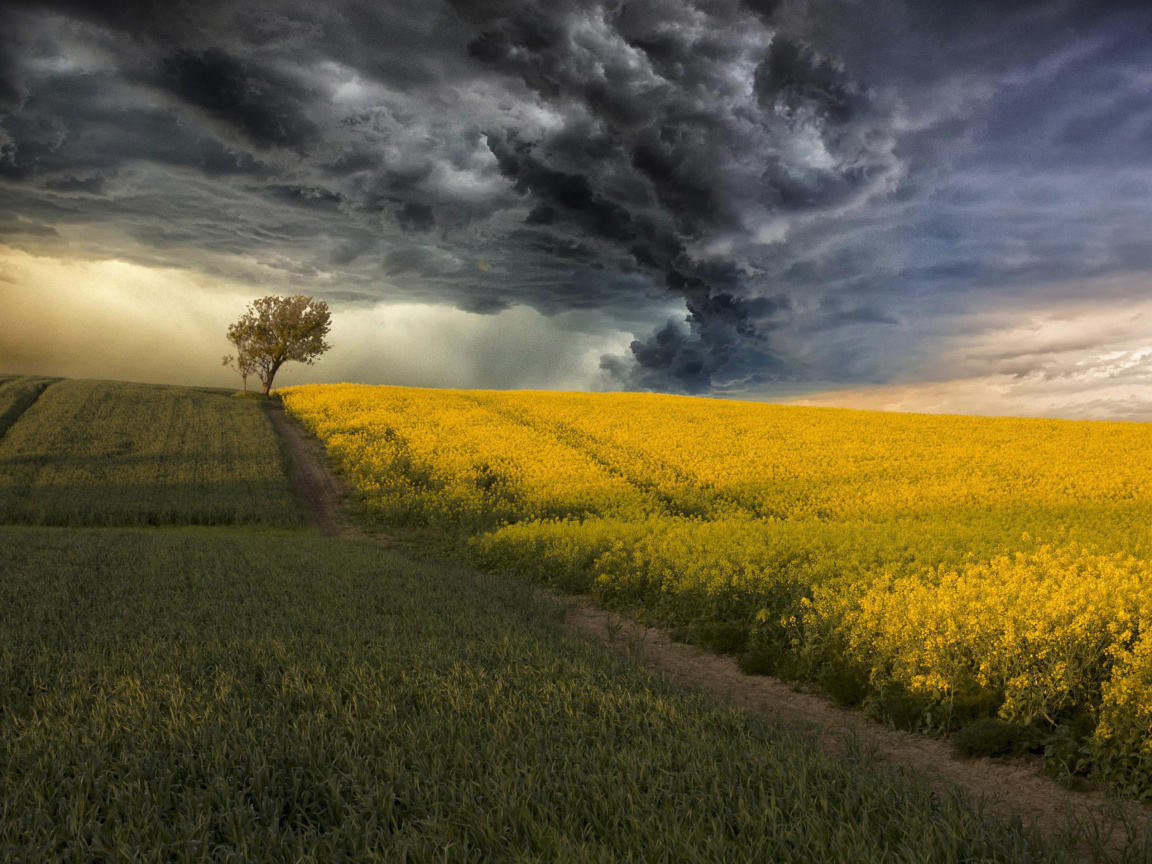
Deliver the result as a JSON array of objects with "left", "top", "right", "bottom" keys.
[
  {"left": 818, "top": 543, "right": 1152, "bottom": 723},
  {"left": 282, "top": 384, "right": 660, "bottom": 526},
  {"left": 284, "top": 383, "right": 1152, "bottom": 786},
  {"left": 471, "top": 389, "right": 1152, "bottom": 520},
  {"left": 1098, "top": 633, "right": 1152, "bottom": 791}
]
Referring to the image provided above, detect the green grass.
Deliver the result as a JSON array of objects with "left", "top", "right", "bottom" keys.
[
  {"left": 0, "top": 375, "right": 58, "bottom": 439},
  {"left": 0, "top": 379, "right": 299, "bottom": 527},
  {"left": 0, "top": 526, "right": 1062, "bottom": 863}
]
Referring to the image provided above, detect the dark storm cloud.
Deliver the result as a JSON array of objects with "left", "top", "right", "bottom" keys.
[
  {"left": 445, "top": 0, "right": 898, "bottom": 388},
  {"left": 0, "top": 212, "right": 57, "bottom": 236},
  {"left": 396, "top": 202, "right": 435, "bottom": 233},
  {"left": 753, "top": 35, "right": 854, "bottom": 123},
  {"left": 2, "top": 0, "right": 1152, "bottom": 392},
  {"left": 611, "top": 291, "right": 793, "bottom": 393},
  {"left": 43, "top": 174, "right": 105, "bottom": 194},
  {"left": 157, "top": 48, "right": 320, "bottom": 150}
]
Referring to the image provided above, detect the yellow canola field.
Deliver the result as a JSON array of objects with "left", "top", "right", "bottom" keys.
[
  {"left": 282, "top": 384, "right": 660, "bottom": 527},
  {"left": 283, "top": 383, "right": 1152, "bottom": 793}
]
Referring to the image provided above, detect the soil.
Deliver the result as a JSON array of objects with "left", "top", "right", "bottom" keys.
[
  {"left": 267, "top": 400, "right": 346, "bottom": 538},
  {"left": 270, "top": 401, "right": 1152, "bottom": 861}
]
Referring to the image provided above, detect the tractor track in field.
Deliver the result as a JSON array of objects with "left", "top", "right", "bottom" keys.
[
  {"left": 270, "top": 398, "right": 1152, "bottom": 861},
  {"left": 267, "top": 400, "right": 345, "bottom": 538}
]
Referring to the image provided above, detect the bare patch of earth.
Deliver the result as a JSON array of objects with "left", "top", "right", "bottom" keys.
[
  {"left": 266, "top": 399, "right": 388, "bottom": 543},
  {"left": 271, "top": 402, "right": 1152, "bottom": 860}
]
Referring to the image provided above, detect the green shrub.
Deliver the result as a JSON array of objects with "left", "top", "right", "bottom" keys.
[
  {"left": 954, "top": 719, "right": 1042, "bottom": 759},
  {"left": 738, "top": 630, "right": 806, "bottom": 680},
  {"left": 944, "top": 674, "right": 1006, "bottom": 731},
  {"left": 866, "top": 681, "right": 936, "bottom": 732},
  {"left": 1042, "top": 709, "right": 1097, "bottom": 783},
  {"left": 738, "top": 642, "right": 780, "bottom": 676},
  {"left": 820, "top": 662, "right": 871, "bottom": 708},
  {"left": 686, "top": 622, "right": 750, "bottom": 655}
]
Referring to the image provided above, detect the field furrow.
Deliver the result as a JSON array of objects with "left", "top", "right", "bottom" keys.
[
  {"left": 0, "top": 376, "right": 58, "bottom": 440},
  {"left": 0, "top": 379, "right": 300, "bottom": 527},
  {"left": 464, "top": 391, "right": 750, "bottom": 519}
]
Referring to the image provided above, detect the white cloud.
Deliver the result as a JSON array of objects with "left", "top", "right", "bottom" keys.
[
  {"left": 319, "top": 302, "right": 633, "bottom": 391},
  {"left": 753, "top": 219, "right": 790, "bottom": 245}
]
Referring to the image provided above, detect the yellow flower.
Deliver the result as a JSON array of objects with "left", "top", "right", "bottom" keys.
[{"left": 283, "top": 382, "right": 1152, "bottom": 771}]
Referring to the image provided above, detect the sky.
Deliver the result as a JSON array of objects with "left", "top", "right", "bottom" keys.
[{"left": 2, "top": 0, "right": 1151, "bottom": 418}]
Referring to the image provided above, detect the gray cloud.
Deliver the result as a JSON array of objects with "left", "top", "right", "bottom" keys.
[
  {"left": 156, "top": 48, "right": 321, "bottom": 151},
  {"left": 2, "top": 0, "right": 1151, "bottom": 394}
]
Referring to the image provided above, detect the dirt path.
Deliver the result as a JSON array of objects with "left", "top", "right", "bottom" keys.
[
  {"left": 271, "top": 403, "right": 1152, "bottom": 860},
  {"left": 267, "top": 400, "right": 351, "bottom": 539},
  {"left": 561, "top": 601, "right": 1152, "bottom": 859}
]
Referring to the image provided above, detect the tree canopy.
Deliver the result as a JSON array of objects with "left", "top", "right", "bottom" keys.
[{"left": 224, "top": 295, "right": 332, "bottom": 395}]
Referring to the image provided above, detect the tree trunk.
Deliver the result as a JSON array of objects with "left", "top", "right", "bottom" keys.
[{"left": 262, "top": 361, "right": 283, "bottom": 396}]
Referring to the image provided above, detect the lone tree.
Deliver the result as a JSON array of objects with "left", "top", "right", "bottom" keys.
[
  {"left": 221, "top": 343, "right": 258, "bottom": 395},
  {"left": 224, "top": 294, "right": 332, "bottom": 396}
]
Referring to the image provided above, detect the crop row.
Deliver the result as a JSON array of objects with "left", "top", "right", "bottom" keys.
[
  {"left": 0, "top": 375, "right": 58, "bottom": 439},
  {"left": 0, "top": 379, "right": 300, "bottom": 527}
]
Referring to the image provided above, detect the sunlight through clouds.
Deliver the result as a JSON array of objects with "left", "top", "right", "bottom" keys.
[
  {"left": 0, "top": 245, "right": 632, "bottom": 391},
  {"left": 791, "top": 292, "right": 1152, "bottom": 420}
]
